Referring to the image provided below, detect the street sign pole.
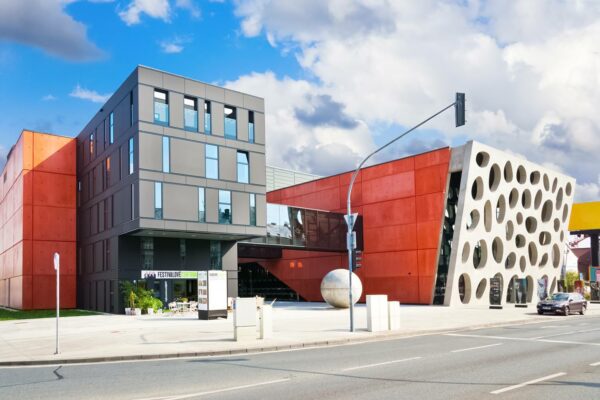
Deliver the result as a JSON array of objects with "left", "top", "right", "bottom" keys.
[
  {"left": 53, "top": 252, "right": 60, "bottom": 355},
  {"left": 344, "top": 213, "right": 358, "bottom": 332}
]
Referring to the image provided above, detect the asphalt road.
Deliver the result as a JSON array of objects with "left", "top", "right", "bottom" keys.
[{"left": 1, "top": 314, "right": 599, "bottom": 400}]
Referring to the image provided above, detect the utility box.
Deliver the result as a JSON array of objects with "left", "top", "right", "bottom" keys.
[
  {"left": 259, "top": 305, "right": 273, "bottom": 339},
  {"left": 367, "top": 295, "right": 389, "bottom": 332},
  {"left": 388, "top": 301, "right": 400, "bottom": 330},
  {"left": 234, "top": 297, "right": 257, "bottom": 341}
]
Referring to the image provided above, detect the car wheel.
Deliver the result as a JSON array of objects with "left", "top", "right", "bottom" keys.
[
  {"left": 564, "top": 306, "right": 569, "bottom": 316},
  {"left": 580, "top": 306, "right": 586, "bottom": 315}
]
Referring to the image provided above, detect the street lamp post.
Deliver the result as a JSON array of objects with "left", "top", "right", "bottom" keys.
[
  {"left": 53, "top": 252, "right": 60, "bottom": 355},
  {"left": 345, "top": 94, "right": 466, "bottom": 332}
]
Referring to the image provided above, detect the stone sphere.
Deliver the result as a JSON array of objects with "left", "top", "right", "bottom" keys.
[{"left": 320, "top": 269, "right": 363, "bottom": 308}]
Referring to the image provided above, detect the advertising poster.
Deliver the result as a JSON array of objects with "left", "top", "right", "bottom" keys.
[
  {"left": 142, "top": 270, "right": 198, "bottom": 279},
  {"left": 208, "top": 271, "right": 228, "bottom": 311},
  {"left": 537, "top": 277, "right": 548, "bottom": 300},
  {"left": 574, "top": 280, "right": 584, "bottom": 295},
  {"left": 489, "top": 277, "right": 502, "bottom": 306},
  {"left": 197, "top": 271, "right": 208, "bottom": 311},
  {"left": 514, "top": 278, "right": 527, "bottom": 305},
  {"left": 591, "top": 281, "right": 600, "bottom": 302}
]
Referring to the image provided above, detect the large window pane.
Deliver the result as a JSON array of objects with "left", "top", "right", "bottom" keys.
[
  {"left": 198, "top": 187, "right": 205, "bottom": 222},
  {"left": 248, "top": 111, "right": 255, "bottom": 143},
  {"left": 249, "top": 194, "right": 256, "bottom": 226},
  {"left": 154, "top": 89, "right": 169, "bottom": 125},
  {"left": 109, "top": 112, "right": 114, "bottom": 144},
  {"left": 224, "top": 106, "right": 237, "bottom": 139},
  {"left": 205, "top": 144, "right": 218, "bottom": 179},
  {"left": 154, "top": 182, "right": 163, "bottom": 219},
  {"left": 237, "top": 151, "right": 249, "bottom": 183},
  {"left": 162, "top": 136, "right": 170, "bottom": 173},
  {"left": 128, "top": 137, "right": 134, "bottom": 174},
  {"left": 204, "top": 101, "right": 211, "bottom": 134},
  {"left": 184, "top": 97, "right": 198, "bottom": 131},
  {"left": 218, "top": 190, "right": 232, "bottom": 224}
]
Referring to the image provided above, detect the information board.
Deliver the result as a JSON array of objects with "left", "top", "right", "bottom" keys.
[
  {"left": 198, "top": 271, "right": 208, "bottom": 311},
  {"left": 489, "top": 277, "right": 502, "bottom": 306}
]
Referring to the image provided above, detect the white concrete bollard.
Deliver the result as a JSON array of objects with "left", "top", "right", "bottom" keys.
[
  {"left": 388, "top": 301, "right": 400, "bottom": 330},
  {"left": 367, "top": 295, "right": 389, "bottom": 332},
  {"left": 259, "top": 305, "right": 273, "bottom": 339},
  {"left": 234, "top": 297, "right": 257, "bottom": 341}
]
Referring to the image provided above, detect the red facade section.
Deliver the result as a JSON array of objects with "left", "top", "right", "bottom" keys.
[
  {"left": 263, "top": 148, "right": 451, "bottom": 304},
  {"left": 0, "top": 130, "right": 76, "bottom": 310}
]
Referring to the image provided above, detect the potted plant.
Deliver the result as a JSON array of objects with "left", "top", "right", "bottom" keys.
[{"left": 121, "top": 281, "right": 141, "bottom": 315}]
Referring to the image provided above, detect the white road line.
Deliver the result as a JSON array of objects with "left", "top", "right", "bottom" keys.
[
  {"left": 135, "top": 378, "right": 291, "bottom": 400},
  {"left": 445, "top": 333, "right": 600, "bottom": 346},
  {"left": 342, "top": 357, "right": 422, "bottom": 372},
  {"left": 490, "top": 372, "right": 566, "bottom": 395},
  {"left": 450, "top": 343, "right": 503, "bottom": 353},
  {"left": 590, "top": 361, "right": 600, "bottom": 367},
  {"left": 531, "top": 327, "right": 600, "bottom": 340}
]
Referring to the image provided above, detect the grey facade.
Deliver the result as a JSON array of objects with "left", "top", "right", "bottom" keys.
[{"left": 76, "top": 66, "right": 266, "bottom": 312}]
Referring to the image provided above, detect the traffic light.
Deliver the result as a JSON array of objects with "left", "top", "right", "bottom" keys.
[
  {"left": 455, "top": 92, "right": 465, "bottom": 127},
  {"left": 353, "top": 249, "right": 363, "bottom": 270}
]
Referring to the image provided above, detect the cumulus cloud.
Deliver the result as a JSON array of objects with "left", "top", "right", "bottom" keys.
[
  {"left": 175, "top": 0, "right": 201, "bottom": 18},
  {"left": 119, "top": 0, "right": 171, "bottom": 25},
  {"left": 69, "top": 84, "right": 111, "bottom": 103},
  {"left": 42, "top": 94, "right": 57, "bottom": 101},
  {"left": 159, "top": 35, "right": 191, "bottom": 54},
  {"left": 0, "top": 0, "right": 103, "bottom": 61},
  {"left": 229, "top": 0, "right": 600, "bottom": 201}
]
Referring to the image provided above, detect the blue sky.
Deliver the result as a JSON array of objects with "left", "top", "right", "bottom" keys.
[{"left": 0, "top": 0, "right": 599, "bottom": 201}]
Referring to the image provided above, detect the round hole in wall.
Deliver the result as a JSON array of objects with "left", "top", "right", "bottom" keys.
[
  {"left": 516, "top": 166, "right": 527, "bottom": 184},
  {"left": 504, "top": 161, "right": 513, "bottom": 183},
  {"left": 543, "top": 174, "right": 550, "bottom": 191},
  {"left": 517, "top": 212, "right": 524, "bottom": 225},
  {"left": 496, "top": 195, "right": 506, "bottom": 223},
  {"left": 459, "top": 273, "right": 471, "bottom": 304},
  {"left": 506, "top": 221, "right": 514, "bottom": 241},
  {"left": 516, "top": 234, "right": 526, "bottom": 248},
  {"left": 489, "top": 164, "right": 501, "bottom": 191},
  {"left": 462, "top": 242, "right": 471, "bottom": 263},
  {"left": 553, "top": 218, "right": 560, "bottom": 232},
  {"left": 521, "top": 189, "right": 532, "bottom": 209},
  {"left": 473, "top": 240, "right": 488, "bottom": 269},
  {"left": 550, "top": 277, "right": 557, "bottom": 294},
  {"left": 530, "top": 171, "right": 541, "bottom": 185},
  {"left": 472, "top": 177, "right": 484, "bottom": 200},
  {"left": 492, "top": 237, "right": 504, "bottom": 263},
  {"left": 555, "top": 187, "right": 563, "bottom": 210},
  {"left": 562, "top": 204, "right": 569, "bottom": 223},
  {"left": 539, "top": 231, "right": 552, "bottom": 246},
  {"left": 566, "top": 182, "right": 573, "bottom": 196},
  {"left": 505, "top": 252, "right": 516, "bottom": 269},
  {"left": 476, "top": 151, "right": 490, "bottom": 167},
  {"left": 534, "top": 190, "right": 543, "bottom": 209},
  {"left": 520, "top": 256, "right": 526, "bottom": 272},
  {"left": 528, "top": 242, "right": 538, "bottom": 266},
  {"left": 509, "top": 188, "right": 519, "bottom": 209},
  {"left": 466, "top": 209, "right": 480, "bottom": 231},
  {"left": 525, "top": 217, "right": 537, "bottom": 234},
  {"left": 541, "top": 200, "right": 553, "bottom": 223},
  {"left": 552, "top": 244, "right": 561, "bottom": 268},
  {"left": 539, "top": 253, "right": 549, "bottom": 267},
  {"left": 484, "top": 200, "right": 493, "bottom": 232},
  {"left": 560, "top": 230, "right": 564, "bottom": 242},
  {"left": 476, "top": 278, "right": 487, "bottom": 299},
  {"left": 552, "top": 178, "right": 558, "bottom": 193}
]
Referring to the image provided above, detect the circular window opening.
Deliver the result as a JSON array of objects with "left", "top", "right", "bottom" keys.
[
  {"left": 496, "top": 195, "right": 506, "bottom": 223},
  {"left": 560, "top": 231, "right": 564, "bottom": 242},
  {"left": 505, "top": 252, "right": 516, "bottom": 269},
  {"left": 516, "top": 166, "right": 527, "bottom": 184},
  {"left": 562, "top": 204, "right": 569, "bottom": 222},
  {"left": 517, "top": 212, "right": 524, "bottom": 225},
  {"left": 476, "top": 279, "right": 487, "bottom": 299},
  {"left": 543, "top": 174, "right": 550, "bottom": 191},
  {"left": 516, "top": 234, "right": 526, "bottom": 248},
  {"left": 506, "top": 221, "right": 514, "bottom": 241},
  {"left": 553, "top": 218, "right": 560, "bottom": 232},
  {"left": 530, "top": 171, "right": 541, "bottom": 185},
  {"left": 471, "top": 178, "right": 484, "bottom": 200},
  {"left": 520, "top": 256, "right": 526, "bottom": 272},
  {"left": 473, "top": 240, "right": 488, "bottom": 269},
  {"left": 489, "top": 164, "right": 501, "bottom": 191},
  {"left": 521, "top": 189, "right": 532, "bottom": 208},
  {"left": 541, "top": 200, "right": 553, "bottom": 223},
  {"left": 492, "top": 237, "right": 503, "bottom": 263},
  {"left": 534, "top": 190, "right": 543, "bottom": 209},
  {"left": 526, "top": 276, "right": 534, "bottom": 302},
  {"left": 466, "top": 209, "right": 480, "bottom": 231},
  {"left": 539, "top": 253, "right": 549, "bottom": 267},
  {"left": 556, "top": 188, "right": 563, "bottom": 210},
  {"left": 461, "top": 242, "right": 470, "bottom": 263},
  {"left": 509, "top": 188, "right": 519, "bottom": 208},
  {"left": 504, "top": 162, "right": 513, "bottom": 183},
  {"left": 525, "top": 217, "right": 537, "bottom": 234},
  {"left": 539, "top": 231, "right": 551, "bottom": 246},
  {"left": 484, "top": 200, "right": 493, "bottom": 232},
  {"left": 550, "top": 277, "right": 557, "bottom": 294},
  {"left": 458, "top": 273, "right": 471, "bottom": 304},
  {"left": 528, "top": 242, "right": 538, "bottom": 265},
  {"left": 552, "top": 244, "right": 560, "bottom": 268},
  {"left": 476, "top": 152, "right": 490, "bottom": 167},
  {"left": 552, "top": 178, "right": 558, "bottom": 193},
  {"left": 566, "top": 182, "right": 573, "bottom": 196}
]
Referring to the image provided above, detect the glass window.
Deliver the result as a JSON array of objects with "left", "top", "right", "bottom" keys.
[
  {"left": 141, "top": 237, "right": 154, "bottom": 270},
  {"left": 154, "top": 182, "right": 163, "bottom": 219},
  {"left": 128, "top": 137, "right": 134, "bottom": 174},
  {"left": 209, "top": 241, "right": 221, "bottom": 270},
  {"left": 184, "top": 97, "right": 198, "bottom": 131},
  {"left": 109, "top": 112, "right": 114, "bottom": 144},
  {"left": 218, "top": 190, "right": 231, "bottom": 224},
  {"left": 198, "top": 187, "right": 205, "bottom": 222},
  {"left": 204, "top": 101, "right": 211, "bottom": 134},
  {"left": 89, "top": 132, "right": 94, "bottom": 157},
  {"left": 205, "top": 144, "right": 218, "bottom": 179},
  {"left": 154, "top": 89, "right": 169, "bottom": 125},
  {"left": 224, "top": 105, "right": 237, "bottom": 139},
  {"left": 248, "top": 111, "right": 255, "bottom": 143},
  {"left": 237, "top": 151, "right": 249, "bottom": 183},
  {"left": 130, "top": 91, "right": 134, "bottom": 127},
  {"left": 162, "top": 136, "right": 170, "bottom": 173},
  {"left": 249, "top": 194, "right": 256, "bottom": 226},
  {"left": 105, "top": 157, "right": 111, "bottom": 187}
]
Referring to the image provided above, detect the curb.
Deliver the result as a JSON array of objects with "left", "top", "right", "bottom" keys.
[{"left": 0, "top": 316, "right": 555, "bottom": 367}]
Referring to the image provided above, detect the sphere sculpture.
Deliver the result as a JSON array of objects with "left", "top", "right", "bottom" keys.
[{"left": 320, "top": 269, "right": 363, "bottom": 308}]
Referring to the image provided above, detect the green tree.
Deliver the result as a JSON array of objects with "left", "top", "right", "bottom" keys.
[{"left": 565, "top": 271, "right": 579, "bottom": 292}]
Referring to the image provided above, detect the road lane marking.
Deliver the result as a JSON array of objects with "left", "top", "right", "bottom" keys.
[
  {"left": 590, "top": 361, "right": 600, "bottom": 366},
  {"left": 342, "top": 357, "right": 422, "bottom": 372},
  {"left": 135, "top": 378, "right": 291, "bottom": 400},
  {"left": 530, "top": 327, "right": 600, "bottom": 340},
  {"left": 490, "top": 372, "right": 566, "bottom": 395},
  {"left": 450, "top": 343, "right": 502, "bottom": 353},
  {"left": 445, "top": 333, "right": 600, "bottom": 346}
]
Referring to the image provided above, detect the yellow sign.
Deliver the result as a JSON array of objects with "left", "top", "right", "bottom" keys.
[{"left": 569, "top": 201, "right": 600, "bottom": 232}]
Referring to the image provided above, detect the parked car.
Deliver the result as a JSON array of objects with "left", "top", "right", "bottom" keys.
[{"left": 537, "top": 292, "right": 587, "bottom": 316}]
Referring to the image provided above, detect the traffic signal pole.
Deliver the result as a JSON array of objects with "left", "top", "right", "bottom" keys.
[{"left": 345, "top": 94, "right": 465, "bottom": 332}]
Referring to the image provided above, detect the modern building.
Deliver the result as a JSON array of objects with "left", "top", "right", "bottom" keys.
[
  {"left": 266, "top": 165, "right": 320, "bottom": 191},
  {"left": 243, "top": 141, "right": 575, "bottom": 307},
  {"left": 75, "top": 66, "right": 267, "bottom": 312},
  {"left": 0, "top": 130, "right": 76, "bottom": 310}
]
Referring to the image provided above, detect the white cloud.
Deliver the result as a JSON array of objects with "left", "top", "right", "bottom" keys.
[
  {"left": 229, "top": 0, "right": 600, "bottom": 198},
  {"left": 119, "top": 0, "right": 171, "bottom": 25},
  {"left": 42, "top": 94, "right": 57, "bottom": 101},
  {"left": 176, "top": 0, "right": 201, "bottom": 18},
  {"left": 0, "top": 0, "right": 103, "bottom": 61},
  {"left": 69, "top": 84, "right": 111, "bottom": 103},
  {"left": 159, "top": 35, "right": 191, "bottom": 54}
]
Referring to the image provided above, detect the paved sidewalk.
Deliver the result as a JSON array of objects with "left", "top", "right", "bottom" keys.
[{"left": 1, "top": 302, "right": 597, "bottom": 365}]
